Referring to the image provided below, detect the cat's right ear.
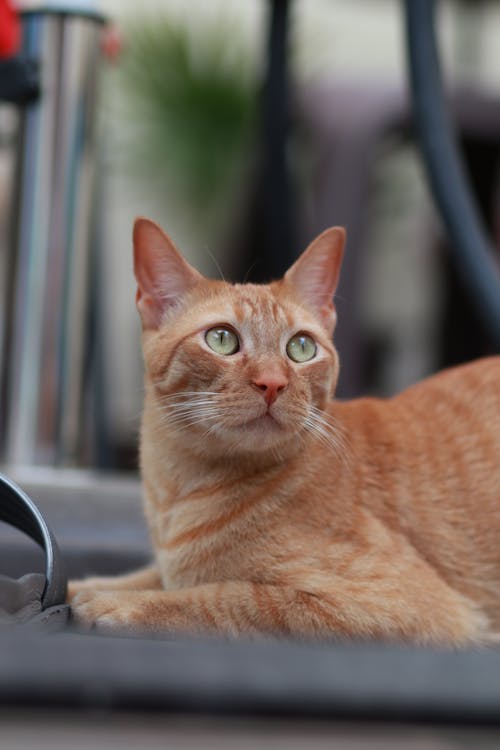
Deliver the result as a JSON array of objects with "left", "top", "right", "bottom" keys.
[{"left": 133, "top": 218, "right": 203, "bottom": 330}]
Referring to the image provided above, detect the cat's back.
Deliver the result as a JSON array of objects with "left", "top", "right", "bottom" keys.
[
  {"left": 329, "top": 357, "right": 500, "bottom": 613},
  {"left": 396, "top": 355, "right": 500, "bottom": 459},
  {"left": 331, "top": 357, "right": 500, "bottom": 502},
  {"left": 334, "top": 356, "right": 500, "bottom": 453},
  {"left": 409, "top": 354, "right": 500, "bottom": 408}
]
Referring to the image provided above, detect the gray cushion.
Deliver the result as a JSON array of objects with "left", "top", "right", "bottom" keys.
[{"left": 0, "top": 573, "right": 68, "bottom": 631}]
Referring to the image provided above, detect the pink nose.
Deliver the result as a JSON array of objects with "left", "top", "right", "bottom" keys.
[{"left": 251, "top": 374, "right": 288, "bottom": 406}]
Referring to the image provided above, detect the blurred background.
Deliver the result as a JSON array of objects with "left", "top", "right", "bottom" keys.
[{"left": 1, "top": 0, "right": 499, "bottom": 472}]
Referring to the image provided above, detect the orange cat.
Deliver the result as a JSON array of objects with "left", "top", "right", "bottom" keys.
[{"left": 70, "top": 217, "right": 500, "bottom": 646}]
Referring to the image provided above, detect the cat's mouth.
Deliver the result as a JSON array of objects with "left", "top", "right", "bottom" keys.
[{"left": 242, "top": 412, "right": 282, "bottom": 430}]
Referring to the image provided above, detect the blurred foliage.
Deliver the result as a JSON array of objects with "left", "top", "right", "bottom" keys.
[{"left": 112, "top": 13, "right": 259, "bottom": 231}]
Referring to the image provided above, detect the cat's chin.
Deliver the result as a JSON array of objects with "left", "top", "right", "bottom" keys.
[
  {"left": 241, "top": 413, "right": 282, "bottom": 430},
  {"left": 218, "top": 413, "right": 300, "bottom": 456}
]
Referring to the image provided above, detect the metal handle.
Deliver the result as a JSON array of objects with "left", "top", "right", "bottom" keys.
[{"left": 0, "top": 472, "right": 67, "bottom": 609}]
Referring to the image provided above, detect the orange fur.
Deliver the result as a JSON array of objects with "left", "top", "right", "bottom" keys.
[{"left": 71, "top": 219, "right": 500, "bottom": 646}]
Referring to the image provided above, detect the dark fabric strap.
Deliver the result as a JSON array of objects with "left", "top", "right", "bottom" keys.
[{"left": 0, "top": 473, "right": 67, "bottom": 609}]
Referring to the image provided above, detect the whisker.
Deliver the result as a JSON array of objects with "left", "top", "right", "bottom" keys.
[
  {"left": 204, "top": 246, "right": 226, "bottom": 282},
  {"left": 154, "top": 391, "right": 220, "bottom": 402},
  {"left": 242, "top": 258, "right": 260, "bottom": 283},
  {"left": 158, "top": 413, "right": 221, "bottom": 435},
  {"left": 151, "top": 394, "right": 241, "bottom": 437},
  {"left": 303, "top": 406, "right": 351, "bottom": 470},
  {"left": 155, "top": 391, "right": 219, "bottom": 399},
  {"left": 171, "top": 408, "right": 223, "bottom": 420},
  {"left": 150, "top": 387, "right": 350, "bottom": 469},
  {"left": 157, "top": 402, "right": 220, "bottom": 415}
]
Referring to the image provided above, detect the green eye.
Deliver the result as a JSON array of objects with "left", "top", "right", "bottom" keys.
[
  {"left": 286, "top": 333, "right": 317, "bottom": 363},
  {"left": 205, "top": 327, "right": 239, "bottom": 355}
]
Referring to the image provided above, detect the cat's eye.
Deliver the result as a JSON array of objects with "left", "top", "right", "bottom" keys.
[
  {"left": 286, "top": 333, "right": 317, "bottom": 363},
  {"left": 205, "top": 327, "right": 239, "bottom": 355}
]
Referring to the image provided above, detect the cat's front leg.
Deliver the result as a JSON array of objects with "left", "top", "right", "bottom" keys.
[
  {"left": 70, "top": 581, "right": 307, "bottom": 637},
  {"left": 70, "top": 574, "right": 488, "bottom": 646},
  {"left": 67, "top": 564, "right": 162, "bottom": 601}
]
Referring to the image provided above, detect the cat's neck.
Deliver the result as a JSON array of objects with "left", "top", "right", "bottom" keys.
[{"left": 140, "top": 435, "right": 295, "bottom": 527}]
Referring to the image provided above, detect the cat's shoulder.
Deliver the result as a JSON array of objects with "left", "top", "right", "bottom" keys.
[
  {"left": 399, "top": 357, "right": 500, "bottom": 419},
  {"left": 408, "top": 355, "right": 500, "bottom": 395},
  {"left": 330, "top": 356, "right": 500, "bottom": 421}
]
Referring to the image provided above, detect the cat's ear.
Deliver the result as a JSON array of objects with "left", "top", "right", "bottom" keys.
[
  {"left": 133, "top": 217, "right": 203, "bottom": 330},
  {"left": 284, "top": 227, "right": 345, "bottom": 334}
]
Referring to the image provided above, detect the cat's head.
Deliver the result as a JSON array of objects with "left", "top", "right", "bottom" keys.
[{"left": 133, "top": 218, "right": 345, "bottom": 459}]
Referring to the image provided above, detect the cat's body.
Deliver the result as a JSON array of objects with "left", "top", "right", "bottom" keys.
[{"left": 71, "top": 219, "right": 500, "bottom": 645}]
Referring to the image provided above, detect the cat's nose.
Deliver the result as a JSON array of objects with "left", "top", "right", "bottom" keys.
[{"left": 251, "top": 374, "right": 288, "bottom": 406}]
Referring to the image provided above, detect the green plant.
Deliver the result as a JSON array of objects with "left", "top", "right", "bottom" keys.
[{"left": 113, "top": 13, "right": 258, "bottom": 231}]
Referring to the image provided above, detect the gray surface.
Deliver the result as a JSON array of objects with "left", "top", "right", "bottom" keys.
[
  {"left": 1, "top": 712, "right": 499, "bottom": 750},
  {"left": 0, "top": 573, "right": 44, "bottom": 622},
  {"left": 0, "top": 572, "right": 69, "bottom": 630},
  {"left": 1, "top": 630, "right": 500, "bottom": 726},
  {"left": 0, "top": 468, "right": 151, "bottom": 579}
]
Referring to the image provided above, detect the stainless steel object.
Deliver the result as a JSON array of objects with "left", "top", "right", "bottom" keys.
[{"left": 1, "top": 6, "right": 106, "bottom": 467}]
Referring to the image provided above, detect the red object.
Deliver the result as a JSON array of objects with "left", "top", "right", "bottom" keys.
[
  {"left": 100, "top": 24, "right": 123, "bottom": 63},
  {"left": 0, "top": 0, "right": 21, "bottom": 58}
]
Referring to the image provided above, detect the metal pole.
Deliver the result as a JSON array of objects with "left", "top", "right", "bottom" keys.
[{"left": 1, "top": 7, "right": 105, "bottom": 466}]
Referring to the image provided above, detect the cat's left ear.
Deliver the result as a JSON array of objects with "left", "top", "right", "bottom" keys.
[{"left": 283, "top": 227, "right": 345, "bottom": 334}]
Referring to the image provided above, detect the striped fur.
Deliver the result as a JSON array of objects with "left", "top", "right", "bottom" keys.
[{"left": 70, "top": 219, "right": 500, "bottom": 646}]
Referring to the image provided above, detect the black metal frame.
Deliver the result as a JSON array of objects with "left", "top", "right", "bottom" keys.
[
  {"left": 404, "top": 0, "right": 500, "bottom": 347},
  {"left": 262, "top": 0, "right": 500, "bottom": 345},
  {"left": 261, "top": 0, "right": 294, "bottom": 278}
]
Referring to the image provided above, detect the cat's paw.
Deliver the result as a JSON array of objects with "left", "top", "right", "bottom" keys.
[
  {"left": 66, "top": 579, "right": 97, "bottom": 602},
  {"left": 70, "top": 590, "right": 140, "bottom": 632},
  {"left": 67, "top": 576, "right": 120, "bottom": 603}
]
